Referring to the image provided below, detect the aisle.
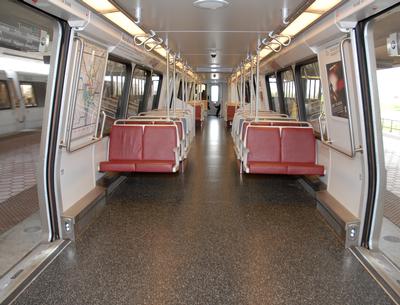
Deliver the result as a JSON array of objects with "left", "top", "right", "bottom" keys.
[{"left": 12, "top": 118, "right": 393, "bottom": 305}]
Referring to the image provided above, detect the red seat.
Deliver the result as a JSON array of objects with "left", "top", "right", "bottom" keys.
[
  {"left": 246, "top": 127, "right": 281, "bottom": 163},
  {"left": 244, "top": 126, "right": 324, "bottom": 176},
  {"left": 99, "top": 124, "right": 179, "bottom": 173},
  {"left": 245, "top": 127, "right": 283, "bottom": 174},
  {"left": 135, "top": 125, "right": 178, "bottom": 173},
  {"left": 135, "top": 160, "right": 175, "bottom": 173},
  {"left": 281, "top": 128, "right": 324, "bottom": 175},
  {"left": 99, "top": 125, "right": 142, "bottom": 172},
  {"left": 100, "top": 161, "right": 136, "bottom": 172},
  {"left": 227, "top": 106, "right": 236, "bottom": 121},
  {"left": 247, "top": 162, "right": 287, "bottom": 174},
  {"left": 195, "top": 105, "right": 202, "bottom": 121}
]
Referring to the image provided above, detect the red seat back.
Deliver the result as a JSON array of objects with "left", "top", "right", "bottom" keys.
[
  {"left": 195, "top": 105, "right": 202, "bottom": 120},
  {"left": 109, "top": 125, "right": 143, "bottom": 161},
  {"left": 227, "top": 106, "right": 236, "bottom": 120},
  {"left": 281, "top": 128, "right": 315, "bottom": 163},
  {"left": 143, "top": 126, "right": 177, "bottom": 161},
  {"left": 246, "top": 127, "right": 281, "bottom": 162}
]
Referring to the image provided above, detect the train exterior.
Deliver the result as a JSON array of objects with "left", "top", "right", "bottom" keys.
[{"left": 0, "top": 0, "right": 400, "bottom": 304}]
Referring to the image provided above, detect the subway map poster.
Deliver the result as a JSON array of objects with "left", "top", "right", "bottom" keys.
[{"left": 68, "top": 38, "right": 108, "bottom": 151}]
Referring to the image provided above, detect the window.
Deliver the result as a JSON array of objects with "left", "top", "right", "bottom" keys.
[
  {"left": 299, "top": 61, "right": 324, "bottom": 132},
  {"left": 266, "top": 75, "right": 280, "bottom": 112},
  {"left": 128, "top": 67, "right": 148, "bottom": 116},
  {"left": 281, "top": 69, "right": 298, "bottom": 119},
  {"left": 211, "top": 85, "right": 219, "bottom": 102},
  {"left": 20, "top": 83, "right": 37, "bottom": 107},
  {"left": 148, "top": 74, "right": 162, "bottom": 110},
  {"left": 101, "top": 59, "right": 128, "bottom": 134},
  {"left": 0, "top": 80, "right": 11, "bottom": 110},
  {"left": 245, "top": 81, "right": 250, "bottom": 104}
]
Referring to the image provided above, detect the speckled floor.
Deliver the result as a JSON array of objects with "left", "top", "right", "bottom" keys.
[{"left": 12, "top": 118, "right": 394, "bottom": 305}]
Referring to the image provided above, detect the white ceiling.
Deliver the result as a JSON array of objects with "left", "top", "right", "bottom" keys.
[{"left": 115, "top": 0, "right": 306, "bottom": 79}]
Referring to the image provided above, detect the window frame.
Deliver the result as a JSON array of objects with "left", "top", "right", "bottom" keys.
[
  {"left": 19, "top": 81, "right": 38, "bottom": 108},
  {"left": 0, "top": 79, "right": 12, "bottom": 110},
  {"left": 126, "top": 64, "right": 151, "bottom": 117},
  {"left": 151, "top": 72, "right": 163, "bottom": 110},
  {"left": 277, "top": 66, "right": 300, "bottom": 119},
  {"left": 265, "top": 74, "right": 277, "bottom": 112},
  {"left": 102, "top": 55, "right": 131, "bottom": 119},
  {"left": 294, "top": 56, "right": 321, "bottom": 121}
]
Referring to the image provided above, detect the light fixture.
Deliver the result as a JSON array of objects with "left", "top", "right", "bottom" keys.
[
  {"left": 193, "top": 0, "right": 229, "bottom": 10},
  {"left": 81, "top": 0, "right": 117, "bottom": 13},
  {"left": 307, "top": 0, "right": 342, "bottom": 13},
  {"left": 103, "top": 11, "right": 145, "bottom": 36},
  {"left": 280, "top": 12, "right": 320, "bottom": 37}
]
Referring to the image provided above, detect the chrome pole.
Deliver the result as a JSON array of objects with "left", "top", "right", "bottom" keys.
[{"left": 255, "top": 47, "right": 260, "bottom": 120}]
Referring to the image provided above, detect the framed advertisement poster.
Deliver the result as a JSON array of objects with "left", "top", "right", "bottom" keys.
[
  {"left": 326, "top": 60, "right": 348, "bottom": 119},
  {"left": 66, "top": 37, "right": 108, "bottom": 151}
]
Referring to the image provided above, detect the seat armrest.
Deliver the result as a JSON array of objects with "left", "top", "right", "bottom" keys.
[{"left": 242, "top": 147, "right": 250, "bottom": 173}]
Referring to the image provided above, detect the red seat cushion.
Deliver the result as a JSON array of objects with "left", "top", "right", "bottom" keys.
[
  {"left": 109, "top": 125, "right": 143, "bottom": 161},
  {"left": 281, "top": 128, "right": 316, "bottom": 163},
  {"left": 135, "top": 161, "right": 176, "bottom": 173},
  {"left": 246, "top": 127, "right": 281, "bottom": 163},
  {"left": 248, "top": 162, "right": 287, "bottom": 174},
  {"left": 99, "top": 161, "right": 135, "bottom": 172},
  {"left": 143, "top": 126, "right": 177, "bottom": 161},
  {"left": 287, "top": 163, "right": 325, "bottom": 175}
]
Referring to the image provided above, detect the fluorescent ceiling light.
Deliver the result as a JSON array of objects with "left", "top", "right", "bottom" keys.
[
  {"left": 307, "top": 0, "right": 341, "bottom": 13},
  {"left": 81, "top": 0, "right": 117, "bottom": 13},
  {"left": 281, "top": 12, "right": 320, "bottom": 36},
  {"left": 193, "top": 0, "right": 229, "bottom": 10},
  {"left": 103, "top": 12, "right": 145, "bottom": 36}
]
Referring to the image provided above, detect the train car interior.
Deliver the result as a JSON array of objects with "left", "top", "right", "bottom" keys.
[{"left": 1, "top": 0, "right": 400, "bottom": 304}]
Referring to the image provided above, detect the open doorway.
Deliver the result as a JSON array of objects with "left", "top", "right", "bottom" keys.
[{"left": 209, "top": 84, "right": 221, "bottom": 117}]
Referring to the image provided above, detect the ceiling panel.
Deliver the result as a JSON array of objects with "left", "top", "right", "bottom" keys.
[{"left": 115, "top": 0, "right": 306, "bottom": 79}]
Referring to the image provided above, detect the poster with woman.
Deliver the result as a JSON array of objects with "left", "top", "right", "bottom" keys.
[{"left": 327, "top": 61, "right": 348, "bottom": 118}]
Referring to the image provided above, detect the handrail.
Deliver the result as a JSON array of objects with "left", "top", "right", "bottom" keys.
[
  {"left": 93, "top": 111, "right": 107, "bottom": 140},
  {"left": 114, "top": 119, "right": 175, "bottom": 125},
  {"left": 249, "top": 120, "right": 312, "bottom": 127},
  {"left": 318, "top": 37, "right": 362, "bottom": 158},
  {"left": 65, "top": 36, "right": 84, "bottom": 151}
]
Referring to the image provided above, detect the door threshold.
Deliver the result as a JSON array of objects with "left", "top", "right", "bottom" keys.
[
  {"left": 351, "top": 247, "right": 400, "bottom": 305},
  {"left": 0, "top": 240, "right": 70, "bottom": 304}
]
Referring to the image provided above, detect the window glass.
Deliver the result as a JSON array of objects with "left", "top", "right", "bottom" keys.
[
  {"left": 0, "top": 80, "right": 11, "bottom": 109},
  {"left": 300, "top": 61, "right": 324, "bottom": 132},
  {"left": 281, "top": 69, "right": 298, "bottom": 119},
  {"left": 245, "top": 81, "right": 250, "bottom": 104},
  {"left": 20, "top": 83, "right": 37, "bottom": 107},
  {"left": 128, "top": 67, "right": 148, "bottom": 116},
  {"left": 101, "top": 60, "right": 127, "bottom": 133},
  {"left": 267, "top": 75, "right": 280, "bottom": 112},
  {"left": 148, "top": 74, "right": 161, "bottom": 111},
  {"left": 211, "top": 85, "right": 219, "bottom": 102}
]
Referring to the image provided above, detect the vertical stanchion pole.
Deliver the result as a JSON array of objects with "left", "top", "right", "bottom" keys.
[
  {"left": 250, "top": 56, "right": 254, "bottom": 117},
  {"left": 240, "top": 65, "right": 243, "bottom": 108},
  {"left": 173, "top": 53, "right": 176, "bottom": 116},
  {"left": 166, "top": 48, "right": 170, "bottom": 119},
  {"left": 255, "top": 46, "right": 260, "bottom": 121},
  {"left": 182, "top": 66, "right": 185, "bottom": 106}
]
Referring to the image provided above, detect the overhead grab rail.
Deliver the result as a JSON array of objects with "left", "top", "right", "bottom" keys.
[
  {"left": 134, "top": 30, "right": 164, "bottom": 52},
  {"left": 317, "top": 37, "right": 363, "bottom": 158},
  {"left": 268, "top": 32, "right": 292, "bottom": 47}
]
